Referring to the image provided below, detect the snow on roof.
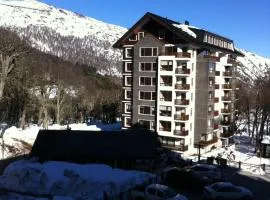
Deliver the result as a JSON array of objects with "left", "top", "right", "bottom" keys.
[
  {"left": 172, "top": 23, "right": 197, "bottom": 38},
  {"left": 261, "top": 135, "right": 270, "bottom": 144},
  {"left": 0, "top": 159, "right": 155, "bottom": 199}
]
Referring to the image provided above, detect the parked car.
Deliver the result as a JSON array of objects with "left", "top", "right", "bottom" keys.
[
  {"left": 131, "top": 183, "right": 188, "bottom": 200},
  {"left": 203, "top": 182, "right": 253, "bottom": 200},
  {"left": 163, "top": 167, "right": 213, "bottom": 191},
  {"left": 189, "top": 164, "right": 221, "bottom": 180}
]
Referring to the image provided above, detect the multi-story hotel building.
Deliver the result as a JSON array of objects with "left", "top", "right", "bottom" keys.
[{"left": 113, "top": 12, "right": 242, "bottom": 155}]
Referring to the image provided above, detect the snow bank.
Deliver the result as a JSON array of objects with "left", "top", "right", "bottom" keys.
[
  {"left": 173, "top": 24, "right": 197, "bottom": 38},
  {"left": 0, "top": 159, "right": 155, "bottom": 199}
]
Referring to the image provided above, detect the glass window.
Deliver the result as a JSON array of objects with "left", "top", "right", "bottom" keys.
[
  {"left": 140, "top": 77, "right": 152, "bottom": 86},
  {"left": 138, "top": 32, "right": 144, "bottom": 40},
  {"left": 125, "top": 48, "right": 133, "bottom": 58},
  {"left": 129, "top": 34, "right": 137, "bottom": 41},
  {"left": 125, "top": 90, "right": 132, "bottom": 99},
  {"left": 125, "top": 62, "right": 132, "bottom": 72},
  {"left": 125, "top": 117, "right": 132, "bottom": 127},
  {"left": 125, "top": 76, "right": 132, "bottom": 86},
  {"left": 140, "top": 47, "right": 158, "bottom": 57},
  {"left": 139, "top": 106, "right": 151, "bottom": 115}
]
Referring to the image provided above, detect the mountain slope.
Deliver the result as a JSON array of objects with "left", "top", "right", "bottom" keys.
[
  {"left": 0, "top": 0, "right": 127, "bottom": 76},
  {"left": 237, "top": 49, "right": 270, "bottom": 83},
  {"left": 0, "top": 0, "right": 269, "bottom": 80}
]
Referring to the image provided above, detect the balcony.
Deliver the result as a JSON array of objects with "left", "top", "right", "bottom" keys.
[
  {"left": 160, "top": 82, "right": 172, "bottom": 87},
  {"left": 221, "top": 109, "right": 231, "bottom": 114},
  {"left": 204, "top": 55, "right": 220, "bottom": 62},
  {"left": 175, "top": 68, "right": 190, "bottom": 75},
  {"left": 196, "top": 137, "right": 219, "bottom": 147},
  {"left": 221, "top": 96, "right": 232, "bottom": 101},
  {"left": 213, "top": 124, "right": 219, "bottom": 129},
  {"left": 221, "top": 131, "right": 234, "bottom": 138},
  {"left": 175, "top": 84, "right": 190, "bottom": 90},
  {"left": 222, "top": 84, "right": 233, "bottom": 90},
  {"left": 160, "top": 52, "right": 191, "bottom": 58},
  {"left": 159, "top": 127, "right": 171, "bottom": 132},
  {"left": 215, "top": 84, "right": 219, "bottom": 89},
  {"left": 214, "top": 111, "right": 219, "bottom": 116},
  {"left": 174, "top": 114, "right": 189, "bottom": 121},
  {"left": 214, "top": 97, "right": 219, "bottom": 103},
  {"left": 220, "top": 121, "right": 231, "bottom": 126},
  {"left": 223, "top": 71, "right": 233, "bottom": 77},
  {"left": 215, "top": 71, "right": 220, "bottom": 76},
  {"left": 160, "top": 66, "right": 173, "bottom": 71},
  {"left": 227, "top": 58, "right": 238, "bottom": 65},
  {"left": 175, "top": 99, "right": 189, "bottom": 106},
  {"left": 174, "top": 130, "right": 189, "bottom": 136}
]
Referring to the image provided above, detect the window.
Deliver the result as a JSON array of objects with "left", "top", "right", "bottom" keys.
[
  {"left": 158, "top": 30, "right": 166, "bottom": 39},
  {"left": 209, "top": 62, "right": 215, "bottom": 72},
  {"left": 138, "top": 120, "right": 155, "bottom": 130},
  {"left": 128, "top": 34, "right": 137, "bottom": 41},
  {"left": 125, "top": 104, "right": 132, "bottom": 113},
  {"left": 139, "top": 91, "right": 156, "bottom": 101},
  {"left": 160, "top": 60, "right": 173, "bottom": 71},
  {"left": 140, "top": 47, "right": 158, "bottom": 57},
  {"left": 138, "top": 32, "right": 144, "bottom": 40},
  {"left": 125, "top": 48, "right": 133, "bottom": 58},
  {"left": 125, "top": 76, "right": 132, "bottom": 86},
  {"left": 124, "top": 117, "right": 132, "bottom": 127},
  {"left": 140, "top": 77, "right": 156, "bottom": 86},
  {"left": 140, "top": 62, "right": 157, "bottom": 72},
  {"left": 139, "top": 106, "right": 155, "bottom": 115},
  {"left": 125, "top": 90, "right": 132, "bottom": 99},
  {"left": 125, "top": 62, "right": 132, "bottom": 72},
  {"left": 159, "top": 106, "right": 172, "bottom": 117}
]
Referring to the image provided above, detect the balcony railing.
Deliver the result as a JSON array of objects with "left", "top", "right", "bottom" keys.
[
  {"left": 174, "top": 114, "right": 189, "bottom": 121},
  {"left": 214, "top": 111, "right": 219, "bottom": 116},
  {"left": 221, "top": 96, "right": 232, "bottom": 101},
  {"left": 175, "top": 99, "right": 189, "bottom": 106},
  {"left": 221, "top": 131, "right": 234, "bottom": 138},
  {"left": 215, "top": 71, "right": 220, "bottom": 76},
  {"left": 223, "top": 71, "right": 233, "bottom": 77},
  {"left": 220, "top": 121, "right": 231, "bottom": 126},
  {"left": 227, "top": 58, "right": 238, "bottom": 65},
  {"left": 159, "top": 127, "right": 171, "bottom": 132},
  {"left": 175, "top": 84, "right": 190, "bottom": 90},
  {"left": 215, "top": 84, "right": 219, "bottom": 89},
  {"left": 214, "top": 97, "right": 219, "bottom": 103},
  {"left": 160, "top": 66, "right": 173, "bottom": 71},
  {"left": 196, "top": 136, "right": 219, "bottom": 147},
  {"left": 222, "top": 84, "right": 233, "bottom": 89},
  {"left": 221, "top": 109, "right": 231, "bottom": 114},
  {"left": 160, "top": 52, "right": 191, "bottom": 58},
  {"left": 175, "top": 68, "right": 190, "bottom": 75},
  {"left": 160, "top": 97, "right": 172, "bottom": 102},
  {"left": 204, "top": 55, "right": 220, "bottom": 62},
  {"left": 160, "top": 82, "right": 172, "bottom": 87},
  {"left": 164, "top": 144, "right": 188, "bottom": 152},
  {"left": 174, "top": 130, "right": 189, "bottom": 136}
]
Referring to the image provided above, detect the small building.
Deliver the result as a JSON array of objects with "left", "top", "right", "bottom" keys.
[{"left": 30, "top": 129, "right": 159, "bottom": 169}]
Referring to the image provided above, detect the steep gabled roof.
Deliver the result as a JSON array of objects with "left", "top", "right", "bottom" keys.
[{"left": 113, "top": 12, "right": 242, "bottom": 56}]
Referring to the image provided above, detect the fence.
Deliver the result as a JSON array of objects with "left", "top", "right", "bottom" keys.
[{"left": 191, "top": 155, "right": 270, "bottom": 174}]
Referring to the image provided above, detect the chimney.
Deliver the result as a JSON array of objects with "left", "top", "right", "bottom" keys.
[{"left": 184, "top": 20, "right": 189, "bottom": 26}]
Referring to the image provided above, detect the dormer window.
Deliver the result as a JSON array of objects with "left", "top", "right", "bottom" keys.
[
  {"left": 158, "top": 30, "right": 166, "bottom": 39},
  {"left": 129, "top": 34, "right": 137, "bottom": 41}
]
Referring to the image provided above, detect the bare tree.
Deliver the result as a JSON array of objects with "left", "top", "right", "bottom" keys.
[{"left": 0, "top": 28, "right": 29, "bottom": 101}]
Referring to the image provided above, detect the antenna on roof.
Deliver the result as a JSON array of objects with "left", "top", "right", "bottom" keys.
[{"left": 184, "top": 20, "right": 190, "bottom": 25}]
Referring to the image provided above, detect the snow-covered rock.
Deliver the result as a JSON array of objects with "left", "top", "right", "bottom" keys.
[{"left": 0, "top": 159, "right": 155, "bottom": 199}]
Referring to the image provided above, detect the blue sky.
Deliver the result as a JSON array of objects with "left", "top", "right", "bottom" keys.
[{"left": 41, "top": 0, "right": 270, "bottom": 58}]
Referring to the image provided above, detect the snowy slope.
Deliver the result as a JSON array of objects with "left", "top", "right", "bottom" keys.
[
  {"left": 0, "top": 0, "right": 127, "bottom": 76},
  {"left": 236, "top": 49, "right": 270, "bottom": 83}
]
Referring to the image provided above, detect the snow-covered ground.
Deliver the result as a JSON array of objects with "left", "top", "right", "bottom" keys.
[
  {"left": 1, "top": 122, "right": 121, "bottom": 159},
  {"left": 0, "top": 158, "right": 155, "bottom": 200},
  {"left": 186, "top": 134, "right": 270, "bottom": 175}
]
